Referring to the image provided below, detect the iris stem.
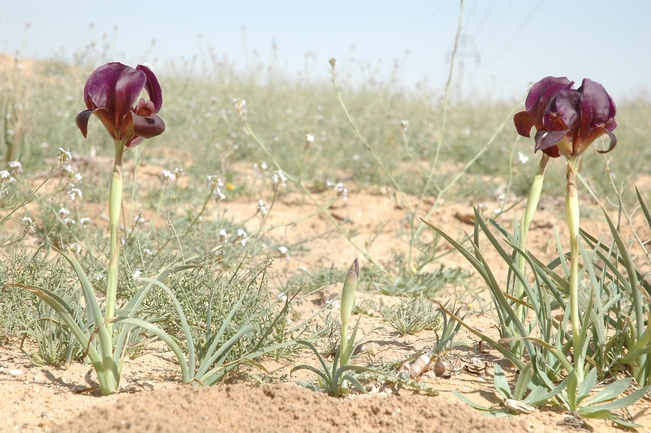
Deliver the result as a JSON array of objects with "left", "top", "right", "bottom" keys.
[
  {"left": 566, "top": 157, "right": 583, "bottom": 384},
  {"left": 106, "top": 142, "right": 125, "bottom": 335}
]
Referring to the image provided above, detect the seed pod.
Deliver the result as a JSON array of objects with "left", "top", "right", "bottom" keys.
[
  {"left": 433, "top": 359, "right": 447, "bottom": 377},
  {"left": 409, "top": 353, "right": 431, "bottom": 379}
]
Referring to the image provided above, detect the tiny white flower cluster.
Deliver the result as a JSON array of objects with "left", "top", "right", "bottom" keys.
[
  {"left": 253, "top": 161, "right": 269, "bottom": 180},
  {"left": 22, "top": 216, "right": 35, "bottom": 233},
  {"left": 401, "top": 120, "right": 409, "bottom": 132},
  {"left": 208, "top": 175, "right": 226, "bottom": 201},
  {"left": 67, "top": 186, "right": 83, "bottom": 201},
  {"left": 58, "top": 147, "right": 72, "bottom": 164},
  {"left": 236, "top": 229, "right": 248, "bottom": 246},
  {"left": 272, "top": 170, "right": 287, "bottom": 187},
  {"left": 517, "top": 151, "right": 529, "bottom": 164},
  {"left": 134, "top": 215, "right": 148, "bottom": 226},
  {"left": 207, "top": 175, "right": 224, "bottom": 190},
  {"left": 305, "top": 134, "right": 315, "bottom": 144},
  {"left": 233, "top": 98, "right": 247, "bottom": 119},
  {"left": 7, "top": 160, "right": 22, "bottom": 176},
  {"left": 63, "top": 165, "right": 83, "bottom": 184},
  {"left": 257, "top": 199, "right": 268, "bottom": 216},
  {"left": 278, "top": 246, "right": 290, "bottom": 261},
  {"left": 218, "top": 229, "right": 228, "bottom": 242},
  {"left": 0, "top": 169, "right": 15, "bottom": 198},
  {"left": 327, "top": 180, "right": 348, "bottom": 201},
  {"left": 161, "top": 167, "right": 185, "bottom": 184}
]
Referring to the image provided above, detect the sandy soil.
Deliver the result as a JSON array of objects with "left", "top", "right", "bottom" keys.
[{"left": 2, "top": 183, "right": 651, "bottom": 432}]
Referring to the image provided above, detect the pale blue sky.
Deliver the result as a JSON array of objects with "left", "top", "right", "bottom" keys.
[{"left": 1, "top": 1, "right": 649, "bottom": 101}]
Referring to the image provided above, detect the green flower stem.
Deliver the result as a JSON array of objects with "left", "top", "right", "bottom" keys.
[
  {"left": 515, "top": 154, "right": 549, "bottom": 317},
  {"left": 566, "top": 157, "right": 583, "bottom": 384},
  {"left": 105, "top": 142, "right": 125, "bottom": 335}
]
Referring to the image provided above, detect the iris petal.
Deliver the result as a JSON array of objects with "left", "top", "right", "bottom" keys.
[
  {"left": 514, "top": 111, "right": 536, "bottom": 138},
  {"left": 132, "top": 114, "right": 166, "bottom": 142},
  {"left": 578, "top": 79, "right": 616, "bottom": 138},
  {"left": 137, "top": 65, "right": 163, "bottom": 113},
  {"left": 75, "top": 110, "right": 93, "bottom": 138},
  {"left": 515, "top": 76, "right": 616, "bottom": 159},
  {"left": 76, "top": 62, "right": 165, "bottom": 147}
]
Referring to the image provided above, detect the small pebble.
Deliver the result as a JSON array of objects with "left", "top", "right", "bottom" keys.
[{"left": 9, "top": 369, "right": 23, "bottom": 376}]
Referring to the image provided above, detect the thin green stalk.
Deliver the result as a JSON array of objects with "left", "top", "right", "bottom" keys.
[
  {"left": 240, "top": 116, "right": 389, "bottom": 276},
  {"left": 410, "top": 0, "right": 464, "bottom": 269},
  {"left": 330, "top": 73, "right": 413, "bottom": 215},
  {"left": 106, "top": 142, "right": 125, "bottom": 335},
  {"left": 566, "top": 157, "right": 583, "bottom": 384}
]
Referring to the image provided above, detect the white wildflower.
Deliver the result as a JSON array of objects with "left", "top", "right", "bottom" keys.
[
  {"left": 272, "top": 170, "right": 287, "bottom": 187},
  {"left": 62, "top": 217, "right": 75, "bottom": 226},
  {"left": 400, "top": 120, "right": 409, "bottom": 132},
  {"left": 305, "top": 134, "right": 315, "bottom": 143},
  {"left": 132, "top": 269, "right": 142, "bottom": 279},
  {"left": 143, "top": 248, "right": 152, "bottom": 256},
  {"left": 517, "top": 152, "right": 529, "bottom": 164},
  {"left": 79, "top": 217, "right": 93, "bottom": 226},
  {"left": 58, "top": 147, "right": 72, "bottom": 163},
  {"left": 334, "top": 182, "right": 348, "bottom": 201},
  {"left": 69, "top": 243, "right": 82, "bottom": 254},
  {"left": 278, "top": 246, "right": 290, "bottom": 261},
  {"left": 134, "top": 215, "right": 147, "bottom": 225},
  {"left": 8, "top": 160, "right": 22, "bottom": 175},
  {"left": 218, "top": 229, "right": 228, "bottom": 242},
  {"left": 257, "top": 199, "right": 268, "bottom": 216},
  {"left": 236, "top": 229, "right": 248, "bottom": 246},
  {"left": 214, "top": 187, "right": 226, "bottom": 202},
  {"left": 207, "top": 175, "right": 224, "bottom": 190},
  {"left": 161, "top": 169, "right": 175, "bottom": 183},
  {"left": 22, "top": 216, "right": 35, "bottom": 233},
  {"left": 58, "top": 207, "right": 70, "bottom": 217},
  {"left": 67, "top": 187, "right": 83, "bottom": 201}
]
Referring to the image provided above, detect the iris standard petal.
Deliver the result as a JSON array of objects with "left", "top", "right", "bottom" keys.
[
  {"left": 549, "top": 89, "right": 580, "bottom": 131},
  {"left": 525, "top": 76, "right": 572, "bottom": 119},
  {"left": 137, "top": 65, "right": 163, "bottom": 113},
  {"left": 578, "top": 79, "right": 616, "bottom": 137},
  {"left": 84, "top": 63, "right": 144, "bottom": 119}
]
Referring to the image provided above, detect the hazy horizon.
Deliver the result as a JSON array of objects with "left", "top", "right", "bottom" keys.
[{"left": 1, "top": 1, "right": 649, "bottom": 101}]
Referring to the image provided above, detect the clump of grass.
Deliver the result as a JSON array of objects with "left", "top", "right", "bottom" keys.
[{"left": 375, "top": 296, "right": 440, "bottom": 336}]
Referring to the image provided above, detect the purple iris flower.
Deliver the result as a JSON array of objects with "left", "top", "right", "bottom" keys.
[
  {"left": 514, "top": 76, "right": 616, "bottom": 158},
  {"left": 76, "top": 62, "right": 165, "bottom": 148}
]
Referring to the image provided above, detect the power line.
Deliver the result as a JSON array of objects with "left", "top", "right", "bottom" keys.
[
  {"left": 485, "top": 0, "right": 542, "bottom": 65},
  {"left": 472, "top": 0, "right": 497, "bottom": 38}
]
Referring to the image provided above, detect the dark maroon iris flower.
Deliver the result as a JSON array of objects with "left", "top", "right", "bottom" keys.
[
  {"left": 76, "top": 62, "right": 165, "bottom": 148},
  {"left": 514, "top": 76, "right": 617, "bottom": 159}
]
